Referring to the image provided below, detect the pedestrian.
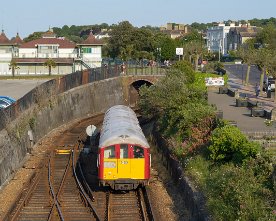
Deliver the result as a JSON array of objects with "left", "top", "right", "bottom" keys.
[
  {"left": 255, "top": 83, "right": 260, "bottom": 97},
  {"left": 263, "top": 82, "right": 267, "bottom": 93},
  {"left": 267, "top": 84, "right": 272, "bottom": 98}
]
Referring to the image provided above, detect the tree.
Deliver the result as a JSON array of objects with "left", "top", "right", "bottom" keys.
[
  {"left": 107, "top": 21, "right": 135, "bottom": 58},
  {"left": 237, "top": 46, "right": 257, "bottom": 85},
  {"left": 23, "top": 32, "right": 43, "bottom": 42},
  {"left": 44, "top": 59, "right": 57, "bottom": 76},
  {"left": 139, "top": 60, "right": 214, "bottom": 138},
  {"left": 9, "top": 60, "right": 19, "bottom": 77},
  {"left": 255, "top": 48, "right": 273, "bottom": 91}
]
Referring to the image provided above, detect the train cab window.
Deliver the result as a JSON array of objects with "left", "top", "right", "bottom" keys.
[
  {"left": 134, "top": 146, "right": 144, "bottom": 158},
  {"left": 104, "top": 146, "right": 116, "bottom": 159},
  {"left": 120, "top": 144, "right": 128, "bottom": 158}
]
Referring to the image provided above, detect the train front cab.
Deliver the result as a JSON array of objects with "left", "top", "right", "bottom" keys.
[{"left": 99, "top": 144, "right": 150, "bottom": 190}]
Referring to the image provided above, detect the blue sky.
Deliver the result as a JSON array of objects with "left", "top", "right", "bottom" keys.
[{"left": 1, "top": 0, "right": 276, "bottom": 38}]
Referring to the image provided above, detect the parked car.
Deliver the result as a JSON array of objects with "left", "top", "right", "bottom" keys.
[
  {"left": 0, "top": 96, "right": 16, "bottom": 103},
  {"left": 0, "top": 96, "right": 16, "bottom": 109}
]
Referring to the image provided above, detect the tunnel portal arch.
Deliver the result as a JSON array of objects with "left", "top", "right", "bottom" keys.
[{"left": 129, "top": 79, "right": 153, "bottom": 106}]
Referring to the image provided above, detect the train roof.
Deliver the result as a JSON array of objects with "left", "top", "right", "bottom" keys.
[{"left": 99, "top": 105, "right": 150, "bottom": 148}]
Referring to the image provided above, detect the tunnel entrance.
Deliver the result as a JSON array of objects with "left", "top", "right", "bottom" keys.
[{"left": 129, "top": 80, "right": 153, "bottom": 106}]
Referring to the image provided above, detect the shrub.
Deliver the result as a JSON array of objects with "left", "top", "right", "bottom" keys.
[
  {"left": 205, "top": 163, "right": 274, "bottom": 221},
  {"left": 185, "top": 156, "right": 275, "bottom": 221},
  {"left": 208, "top": 125, "right": 260, "bottom": 164}
]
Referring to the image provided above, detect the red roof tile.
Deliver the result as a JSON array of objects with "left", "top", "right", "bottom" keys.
[
  {"left": 0, "top": 30, "right": 11, "bottom": 45},
  {"left": 20, "top": 37, "right": 76, "bottom": 48},
  {"left": 11, "top": 33, "right": 23, "bottom": 45},
  {"left": 79, "top": 31, "right": 103, "bottom": 45}
]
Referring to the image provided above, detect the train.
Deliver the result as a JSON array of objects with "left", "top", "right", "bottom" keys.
[{"left": 98, "top": 105, "right": 150, "bottom": 190}]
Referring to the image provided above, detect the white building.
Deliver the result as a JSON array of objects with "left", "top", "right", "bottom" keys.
[
  {"left": 0, "top": 29, "right": 103, "bottom": 75},
  {"left": 206, "top": 23, "right": 238, "bottom": 55}
]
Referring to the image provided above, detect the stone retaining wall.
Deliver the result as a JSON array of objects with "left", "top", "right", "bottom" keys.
[
  {"left": 152, "top": 126, "right": 210, "bottom": 221},
  {"left": 0, "top": 77, "right": 126, "bottom": 187}
]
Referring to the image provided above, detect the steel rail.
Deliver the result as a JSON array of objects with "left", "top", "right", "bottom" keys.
[
  {"left": 72, "top": 148, "right": 101, "bottom": 221},
  {"left": 47, "top": 152, "right": 71, "bottom": 221}
]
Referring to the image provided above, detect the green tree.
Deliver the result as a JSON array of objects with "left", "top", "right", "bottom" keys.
[
  {"left": 139, "top": 61, "right": 214, "bottom": 139},
  {"left": 23, "top": 32, "right": 43, "bottom": 42},
  {"left": 44, "top": 59, "right": 57, "bottom": 76},
  {"left": 107, "top": 21, "right": 135, "bottom": 58}
]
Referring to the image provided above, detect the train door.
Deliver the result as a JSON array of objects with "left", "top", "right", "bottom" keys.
[
  {"left": 130, "top": 145, "right": 145, "bottom": 179},
  {"left": 117, "top": 144, "right": 131, "bottom": 178},
  {"left": 103, "top": 145, "right": 117, "bottom": 180}
]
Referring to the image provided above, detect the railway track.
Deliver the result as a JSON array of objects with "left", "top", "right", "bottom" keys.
[
  {"left": 5, "top": 147, "right": 98, "bottom": 221},
  {"left": 3, "top": 116, "right": 155, "bottom": 221}
]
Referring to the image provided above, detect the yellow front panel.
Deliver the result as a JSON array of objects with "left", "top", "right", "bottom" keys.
[
  {"left": 130, "top": 159, "right": 145, "bottom": 179},
  {"left": 103, "top": 159, "right": 117, "bottom": 180},
  {"left": 117, "top": 159, "right": 131, "bottom": 178}
]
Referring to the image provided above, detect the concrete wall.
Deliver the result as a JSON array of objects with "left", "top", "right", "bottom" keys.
[{"left": 0, "top": 77, "right": 126, "bottom": 187}]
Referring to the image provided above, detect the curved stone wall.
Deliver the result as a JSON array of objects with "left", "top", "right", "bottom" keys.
[{"left": 0, "top": 77, "right": 126, "bottom": 187}]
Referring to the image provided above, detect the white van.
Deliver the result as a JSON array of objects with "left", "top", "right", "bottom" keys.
[{"left": 265, "top": 76, "right": 275, "bottom": 92}]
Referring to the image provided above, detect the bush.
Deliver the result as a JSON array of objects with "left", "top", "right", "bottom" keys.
[
  {"left": 208, "top": 125, "right": 260, "bottom": 164},
  {"left": 206, "top": 163, "right": 274, "bottom": 221},
  {"left": 185, "top": 154, "right": 275, "bottom": 221}
]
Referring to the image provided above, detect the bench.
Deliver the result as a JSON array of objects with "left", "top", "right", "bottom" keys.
[
  {"left": 215, "top": 110, "right": 223, "bottom": 119},
  {"left": 219, "top": 86, "right": 228, "bottom": 94},
  {"left": 251, "top": 107, "right": 265, "bottom": 117},
  {"left": 227, "top": 88, "right": 238, "bottom": 97},
  {"left": 264, "top": 108, "right": 272, "bottom": 119},
  {"left": 247, "top": 100, "right": 257, "bottom": 108},
  {"left": 236, "top": 98, "right": 248, "bottom": 107}
]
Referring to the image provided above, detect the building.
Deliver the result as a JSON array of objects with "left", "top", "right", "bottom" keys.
[
  {"left": 95, "top": 29, "right": 110, "bottom": 39},
  {"left": 206, "top": 23, "right": 238, "bottom": 55},
  {"left": 0, "top": 29, "right": 103, "bottom": 76},
  {"left": 0, "top": 30, "right": 15, "bottom": 75},
  {"left": 160, "top": 23, "right": 190, "bottom": 39},
  {"left": 77, "top": 30, "right": 104, "bottom": 68},
  {"left": 227, "top": 24, "right": 261, "bottom": 51}
]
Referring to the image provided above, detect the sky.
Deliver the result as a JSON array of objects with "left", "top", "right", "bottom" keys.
[{"left": 1, "top": 0, "right": 276, "bottom": 38}]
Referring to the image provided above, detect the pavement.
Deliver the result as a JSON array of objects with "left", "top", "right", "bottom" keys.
[
  {"left": 0, "top": 79, "right": 48, "bottom": 100},
  {"left": 208, "top": 73, "right": 276, "bottom": 133}
]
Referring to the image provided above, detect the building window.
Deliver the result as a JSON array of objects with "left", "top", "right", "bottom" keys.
[{"left": 82, "top": 47, "right": 92, "bottom": 53}]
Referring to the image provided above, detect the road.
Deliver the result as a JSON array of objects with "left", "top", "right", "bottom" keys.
[
  {"left": 224, "top": 64, "right": 262, "bottom": 85},
  {"left": 0, "top": 79, "right": 48, "bottom": 100}
]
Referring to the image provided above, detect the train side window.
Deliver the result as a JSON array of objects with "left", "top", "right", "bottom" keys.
[
  {"left": 134, "top": 146, "right": 144, "bottom": 158},
  {"left": 104, "top": 146, "right": 116, "bottom": 159},
  {"left": 120, "top": 144, "right": 128, "bottom": 158}
]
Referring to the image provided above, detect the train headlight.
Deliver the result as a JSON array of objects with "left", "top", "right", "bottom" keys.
[{"left": 104, "top": 161, "right": 116, "bottom": 168}]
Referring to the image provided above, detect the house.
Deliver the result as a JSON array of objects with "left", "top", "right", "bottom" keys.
[
  {"left": 0, "top": 29, "right": 103, "bottom": 75},
  {"left": 206, "top": 23, "right": 238, "bottom": 55},
  {"left": 0, "top": 30, "right": 14, "bottom": 75},
  {"left": 227, "top": 25, "right": 261, "bottom": 51},
  {"left": 77, "top": 30, "right": 103, "bottom": 68},
  {"left": 160, "top": 23, "right": 190, "bottom": 39}
]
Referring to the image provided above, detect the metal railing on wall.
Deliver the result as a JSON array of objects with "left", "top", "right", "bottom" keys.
[{"left": 0, "top": 65, "right": 166, "bottom": 130}]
